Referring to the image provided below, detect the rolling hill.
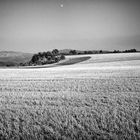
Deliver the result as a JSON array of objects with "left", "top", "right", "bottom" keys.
[{"left": 0, "top": 51, "right": 33, "bottom": 66}]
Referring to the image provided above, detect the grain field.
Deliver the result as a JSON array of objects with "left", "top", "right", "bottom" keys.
[{"left": 0, "top": 53, "right": 140, "bottom": 140}]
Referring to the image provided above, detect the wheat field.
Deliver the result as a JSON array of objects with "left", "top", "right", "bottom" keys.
[{"left": 0, "top": 53, "right": 140, "bottom": 140}]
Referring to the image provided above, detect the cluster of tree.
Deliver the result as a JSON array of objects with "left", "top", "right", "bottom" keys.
[
  {"left": 113, "top": 49, "right": 137, "bottom": 53},
  {"left": 63, "top": 50, "right": 104, "bottom": 55},
  {"left": 69, "top": 50, "right": 77, "bottom": 55},
  {"left": 20, "top": 49, "right": 65, "bottom": 66},
  {"left": 123, "top": 49, "right": 137, "bottom": 53},
  {"left": 83, "top": 50, "right": 103, "bottom": 54}
]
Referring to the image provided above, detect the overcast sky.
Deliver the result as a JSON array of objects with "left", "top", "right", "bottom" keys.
[{"left": 0, "top": 0, "right": 140, "bottom": 53}]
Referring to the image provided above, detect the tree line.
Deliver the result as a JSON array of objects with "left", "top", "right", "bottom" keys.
[{"left": 62, "top": 48, "right": 137, "bottom": 55}]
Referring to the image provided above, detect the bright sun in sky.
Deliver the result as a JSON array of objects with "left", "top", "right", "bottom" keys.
[{"left": 60, "top": 4, "right": 64, "bottom": 8}]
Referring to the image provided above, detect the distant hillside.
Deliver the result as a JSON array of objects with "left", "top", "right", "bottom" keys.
[{"left": 0, "top": 51, "right": 33, "bottom": 66}]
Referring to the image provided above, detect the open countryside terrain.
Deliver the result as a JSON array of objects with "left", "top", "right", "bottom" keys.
[
  {"left": 0, "top": 51, "right": 32, "bottom": 66},
  {"left": 0, "top": 53, "right": 140, "bottom": 140}
]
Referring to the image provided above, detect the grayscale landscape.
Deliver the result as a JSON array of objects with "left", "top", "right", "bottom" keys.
[{"left": 0, "top": 0, "right": 140, "bottom": 139}]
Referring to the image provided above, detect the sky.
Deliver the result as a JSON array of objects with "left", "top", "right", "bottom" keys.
[{"left": 0, "top": 0, "right": 140, "bottom": 53}]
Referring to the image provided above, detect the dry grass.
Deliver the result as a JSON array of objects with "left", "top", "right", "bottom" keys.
[
  {"left": 0, "top": 53, "right": 140, "bottom": 140},
  {"left": 58, "top": 56, "right": 91, "bottom": 65}
]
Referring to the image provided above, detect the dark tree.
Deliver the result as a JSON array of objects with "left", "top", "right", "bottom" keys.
[
  {"left": 31, "top": 54, "right": 39, "bottom": 63},
  {"left": 87, "top": 51, "right": 93, "bottom": 54},
  {"left": 52, "top": 49, "right": 59, "bottom": 56},
  {"left": 46, "top": 51, "right": 52, "bottom": 58},
  {"left": 70, "top": 50, "right": 77, "bottom": 55},
  {"left": 47, "top": 56, "right": 52, "bottom": 61},
  {"left": 60, "top": 54, "right": 65, "bottom": 60},
  {"left": 130, "top": 49, "right": 137, "bottom": 52},
  {"left": 84, "top": 51, "right": 88, "bottom": 54},
  {"left": 99, "top": 50, "right": 103, "bottom": 53},
  {"left": 124, "top": 49, "right": 137, "bottom": 53},
  {"left": 55, "top": 57, "right": 59, "bottom": 62},
  {"left": 113, "top": 50, "right": 120, "bottom": 53},
  {"left": 38, "top": 52, "right": 43, "bottom": 57},
  {"left": 28, "top": 49, "right": 65, "bottom": 66}
]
